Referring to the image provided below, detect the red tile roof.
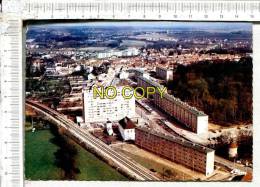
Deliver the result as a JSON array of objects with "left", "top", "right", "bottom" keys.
[{"left": 119, "top": 117, "right": 136, "bottom": 129}]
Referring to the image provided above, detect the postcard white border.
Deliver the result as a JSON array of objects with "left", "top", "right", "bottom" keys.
[
  {"left": 1, "top": 1, "right": 259, "bottom": 187},
  {"left": 23, "top": 22, "right": 260, "bottom": 187}
]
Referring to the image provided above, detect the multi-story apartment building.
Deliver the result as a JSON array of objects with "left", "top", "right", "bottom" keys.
[
  {"left": 137, "top": 75, "right": 165, "bottom": 91},
  {"left": 97, "top": 47, "right": 140, "bottom": 59},
  {"left": 135, "top": 127, "right": 215, "bottom": 176},
  {"left": 156, "top": 66, "right": 173, "bottom": 81},
  {"left": 137, "top": 76, "right": 208, "bottom": 134},
  {"left": 132, "top": 68, "right": 150, "bottom": 80},
  {"left": 83, "top": 86, "right": 135, "bottom": 123}
]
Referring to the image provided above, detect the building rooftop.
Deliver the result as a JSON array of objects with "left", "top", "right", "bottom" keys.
[
  {"left": 138, "top": 76, "right": 206, "bottom": 116},
  {"left": 136, "top": 127, "right": 214, "bottom": 154},
  {"left": 119, "top": 117, "right": 136, "bottom": 129},
  {"left": 230, "top": 142, "right": 238, "bottom": 148},
  {"left": 156, "top": 66, "right": 174, "bottom": 71},
  {"left": 133, "top": 68, "right": 145, "bottom": 74},
  {"left": 113, "top": 79, "right": 130, "bottom": 87},
  {"left": 163, "top": 93, "right": 207, "bottom": 116},
  {"left": 138, "top": 76, "right": 164, "bottom": 89}
]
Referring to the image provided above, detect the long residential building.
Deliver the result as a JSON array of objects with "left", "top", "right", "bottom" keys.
[
  {"left": 83, "top": 86, "right": 135, "bottom": 123},
  {"left": 137, "top": 76, "right": 208, "bottom": 134},
  {"left": 97, "top": 47, "right": 140, "bottom": 59},
  {"left": 135, "top": 127, "right": 215, "bottom": 176},
  {"left": 156, "top": 66, "right": 173, "bottom": 81},
  {"left": 130, "top": 68, "right": 150, "bottom": 80}
]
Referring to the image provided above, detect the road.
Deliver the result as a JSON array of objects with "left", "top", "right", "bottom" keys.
[
  {"left": 26, "top": 100, "right": 159, "bottom": 181},
  {"left": 215, "top": 156, "right": 252, "bottom": 173},
  {"left": 135, "top": 98, "right": 252, "bottom": 175}
]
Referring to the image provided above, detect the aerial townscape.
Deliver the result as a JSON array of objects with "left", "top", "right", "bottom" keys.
[{"left": 25, "top": 22, "right": 252, "bottom": 181}]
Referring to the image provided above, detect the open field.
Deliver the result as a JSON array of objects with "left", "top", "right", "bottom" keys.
[
  {"left": 74, "top": 142, "right": 127, "bottom": 181},
  {"left": 25, "top": 130, "right": 61, "bottom": 180},
  {"left": 25, "top": 129, "right": 127, "bottom": 180}
]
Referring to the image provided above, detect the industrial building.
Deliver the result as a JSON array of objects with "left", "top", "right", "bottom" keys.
[
  {"left": 135, "top": 127, "right": 215, "bottom": 176},
  {"left": 83, "top": 86, "right": 135, "bottom": 123},
  {"left": 137, "top": 76, "right": 208, "bottom": 134},
  {"left": 156, "top": 66, "right": 174, "bottom": 81}
]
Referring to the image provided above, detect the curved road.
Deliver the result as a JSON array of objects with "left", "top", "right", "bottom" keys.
[{"left": 26, "top": 100, "right": 159, "bottom": 181}]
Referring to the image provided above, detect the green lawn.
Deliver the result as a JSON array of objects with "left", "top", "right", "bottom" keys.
[
  {"left": 25, "top": 130, "right": 61, "bottom": 180},
  {"left": 115, "top": 148, "right": 191, "bottom": 180},
  {"left": 75, "top": 143, "right": 127, "bottom": 181},
  {"left": 25, "top": 129, "right": 127, "bottom": 181}
]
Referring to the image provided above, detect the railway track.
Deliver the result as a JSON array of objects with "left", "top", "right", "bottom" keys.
[{"left": 26, "top": 100, "right": 159, "bottom": 181}]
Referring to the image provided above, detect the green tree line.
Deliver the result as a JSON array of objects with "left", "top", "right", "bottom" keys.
[{"left": 169, "top": 57, "right": 252, "bottom": 125}]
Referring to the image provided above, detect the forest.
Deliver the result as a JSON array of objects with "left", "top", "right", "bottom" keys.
[{"left": 168, "top": 57, "right": 252, "bottom": 125}]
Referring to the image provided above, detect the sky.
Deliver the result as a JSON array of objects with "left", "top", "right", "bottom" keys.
[{"left": 28, "top": 21, "right": 252, "bottom": 32}]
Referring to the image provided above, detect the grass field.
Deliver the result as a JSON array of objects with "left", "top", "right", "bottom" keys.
[
  {"left": 113, "top": 144, "right": 198, "bottom": 181},
  {"left": 25, "top": 130, "right": 61, "bottom": 180},
  {"left": 74, "top": 143, "right": 127, "bottom": 180},
  {"left": 25, "top": 129, "right": 127, "bottom": 180}
]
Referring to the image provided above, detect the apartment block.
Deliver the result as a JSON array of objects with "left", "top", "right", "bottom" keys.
[
  {"left": 135, "top": 127, "right": 215, "bottom": 176},
  {"left": 156, "top": 66, "right": 173, "bottom": 81},
  {"left": 137, "top": 76, "right": 208, "bottom": 134},
  {"left": 83, "top": 86, "right": 135, "bottom": 123}
]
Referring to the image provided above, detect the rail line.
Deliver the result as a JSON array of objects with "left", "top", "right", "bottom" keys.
[{"left": 26, "top": 100, "right": 159, "bottom": 181}]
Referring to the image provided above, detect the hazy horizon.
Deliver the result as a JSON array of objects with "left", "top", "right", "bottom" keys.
[{"left": 27, "top": 21, "right": 252, "bottom": 32}]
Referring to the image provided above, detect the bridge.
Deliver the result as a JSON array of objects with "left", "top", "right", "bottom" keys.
[{"left": 26, "top": 99, "right": 160, "bottom": 181}]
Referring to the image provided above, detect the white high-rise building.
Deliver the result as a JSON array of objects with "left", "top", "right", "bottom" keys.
[{"left": 83, "top": 86, "right": 135, "bottom": 123}]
